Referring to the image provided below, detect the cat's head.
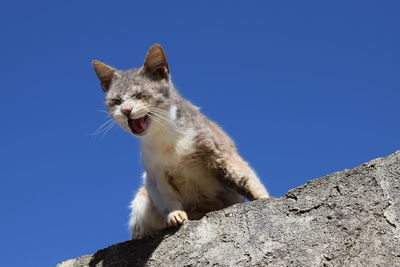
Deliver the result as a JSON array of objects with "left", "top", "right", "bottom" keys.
[{"left": 92, "top": 44, "right": 175, "bottom": 137}]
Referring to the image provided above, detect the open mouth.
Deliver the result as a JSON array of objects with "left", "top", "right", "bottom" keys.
[{"left": 128, "top": 115, "right": 151, "bottom": 135}]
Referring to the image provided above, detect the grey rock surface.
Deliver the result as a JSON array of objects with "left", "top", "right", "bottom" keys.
[{"left": 57, "top": 151, "right": 400, "bottom": 267}]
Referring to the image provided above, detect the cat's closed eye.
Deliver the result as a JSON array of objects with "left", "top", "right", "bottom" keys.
[
  {"left": 110, "top": 98, "right": 122, "bottom": 106},
  {"left": 134, "top": 92, "right": 149, "bottom": 100}
]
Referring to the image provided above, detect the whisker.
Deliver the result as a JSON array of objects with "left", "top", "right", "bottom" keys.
[
  {"left": 148, "top": 114, "right": 176, "bottom": 136},
  {"left": 149, "top": 111, "right": 185, "bottom": 132},
  {"left": 149, "top": 111, "right": 172, "bottom": 124},
  {"left": 92, "top": 119, "right": 114, "bottom": 135},
  {"left": 148, "top": 109, "right": 175, "bottom": 122},
  {"left": 149, "top": 113, "right": 185, "bottom": 136},
  {"left": 96, "top": 110, "right": 109, "bottom": 114},
  {"left": 149, "top": 112, "right": 185, "bottom": 135},
  {"left": 135, "top": 107, "right": 148, "bottom": 114},
  {"left": 149, "top": 107, "right": 171, "bottom": 116},
  {"left": 149, "top": 110, "right": 182, "bottom": 128},
  {"left": 99, "top": 121, "right": 116, "bottom": 141},
  {"left": 94, "top": 121, "right": 115, "bottom": 136}
]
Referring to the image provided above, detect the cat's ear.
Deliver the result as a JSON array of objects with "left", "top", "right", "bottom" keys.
[
  {"left": 92, "top": 60, "right": 115, "bottom": 92},
  {"left": 143, "top": 44, "right": 169, "bottom": 80}
]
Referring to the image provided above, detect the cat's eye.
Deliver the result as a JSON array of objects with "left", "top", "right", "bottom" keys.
[
  {"left": 111, "top": 98, "right": 122, "bottom": 106},
  {"left": 135, "top": 92, "right": 144, "bottom": 99}
]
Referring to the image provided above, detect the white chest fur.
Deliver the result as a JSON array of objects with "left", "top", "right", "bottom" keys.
[
  {"left": 141, "top": 127, "right": 196, "bottom": 170},
  {"left": 140, "top": 127, "right": 224, "bottom": 205}
]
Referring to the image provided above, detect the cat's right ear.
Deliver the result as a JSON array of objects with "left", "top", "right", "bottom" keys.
[{"left": 92, "top": 60, "right": 115, "bottom": 92}]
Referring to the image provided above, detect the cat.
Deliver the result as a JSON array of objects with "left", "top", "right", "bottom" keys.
[{"left": 92, "top": 44, "right": 269, "bottom": 239}]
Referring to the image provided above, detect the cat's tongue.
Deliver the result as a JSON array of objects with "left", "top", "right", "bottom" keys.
[{"left": 128, "top": 115, "right": 150, "bottom": 135}]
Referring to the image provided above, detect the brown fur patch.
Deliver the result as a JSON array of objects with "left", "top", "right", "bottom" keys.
[{"left": 166, "top": 173, "right": 181, "bottom": 196}]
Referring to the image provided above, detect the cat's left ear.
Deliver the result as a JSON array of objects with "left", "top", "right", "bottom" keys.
[
  {"left": 92, "top": 60, "right": 115, "bottom": 92},
  {"left": 143, "top": 44, "right": 169, "bottom": 80}
]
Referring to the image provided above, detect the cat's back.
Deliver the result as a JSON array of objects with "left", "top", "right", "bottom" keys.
[{"left": 177, "top": 97, "right": 237, "bottom": 154}]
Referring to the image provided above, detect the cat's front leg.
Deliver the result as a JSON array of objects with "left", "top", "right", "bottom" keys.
[
  {"left": 212, "top": 153, "right": 269, "bottom": 201},
  {"left": 144, "top": 171, "right": 188, "bottom": 227}
]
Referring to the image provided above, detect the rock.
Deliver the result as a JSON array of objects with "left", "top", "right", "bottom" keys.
[{"left": 57, "top": 151, "right": 400, "bottom": 266}]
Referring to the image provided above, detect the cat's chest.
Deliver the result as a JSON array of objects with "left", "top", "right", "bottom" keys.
[
  {"left": 141, "top": 145, "right": 181, "bottom": 172},
  {"left": 141, "top": 131, "right": 197, "bottom": 173},
  {"left": 141, "top": 133, "right": 227, "bottom": 204}
]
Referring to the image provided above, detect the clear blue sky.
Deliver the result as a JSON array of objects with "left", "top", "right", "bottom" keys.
[{"left": 1, "top": 1, "right": 399, "bottom": 266}]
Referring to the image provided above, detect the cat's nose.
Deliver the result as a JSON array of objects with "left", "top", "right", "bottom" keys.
[{"left": 121, "top": 107, "right": 132, "bottom": 117}]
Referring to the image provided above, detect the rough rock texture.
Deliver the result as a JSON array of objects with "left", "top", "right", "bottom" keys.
[{"left": 58, "top": 151, "right": 400, "bottom": 267}]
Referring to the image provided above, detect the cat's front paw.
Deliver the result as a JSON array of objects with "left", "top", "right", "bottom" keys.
[{"left": 166, "top": 210, "right": 188, "bottom": 227}]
